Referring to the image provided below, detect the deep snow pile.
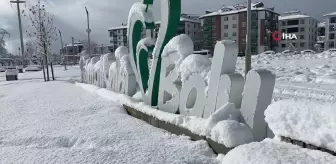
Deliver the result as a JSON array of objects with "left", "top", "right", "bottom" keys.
[
  {"left": 219, "top": 139, "right": 336, "bottom": 164},
  {"left": 77, "top": 83, "right": 254, "bottom": 148},
  {"left": 265, "top": 99, "right": 336, "bottom": 152},
  {"left": 0, "top": 79, "right": 219, "bottom": 163}
]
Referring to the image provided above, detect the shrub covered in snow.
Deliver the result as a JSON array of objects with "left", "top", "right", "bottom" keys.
[{"left": 265, "top": 100, "right": 336, "bottom": 152}]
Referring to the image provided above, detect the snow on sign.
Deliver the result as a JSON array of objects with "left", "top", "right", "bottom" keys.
[{"left": 80, "top": 0, "right": 276, "bottom": 140}]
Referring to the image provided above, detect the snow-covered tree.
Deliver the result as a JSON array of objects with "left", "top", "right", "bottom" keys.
[
  {"left": 0, "top": 29, "right": 10, "bottom": 58},
  {"left": 23, "top": 0, "right": 58, "bottom": 81}
]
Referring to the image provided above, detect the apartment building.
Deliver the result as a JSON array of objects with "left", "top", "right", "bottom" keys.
[
  {"left": 108, "top": 14, "right": 203, "bottom": 52},
  {"left": 199, "top": 2, "right": 279, "bottom": 56},
  {"left": 324, "top": 12, "right": 336, "bottom": 50},
  {"left": 278, "top": 11, "right": 318, "bottom": 52},
  {"left": 59, "top": 42, "right": 84, "bottom": 64},
  {"left": 108, "top": 25, "right": 128, "bottom": 52}
]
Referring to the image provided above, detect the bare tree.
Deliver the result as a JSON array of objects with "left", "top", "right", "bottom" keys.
[{"left": 23, "top": 0, "right": 58, "bottom": 81}]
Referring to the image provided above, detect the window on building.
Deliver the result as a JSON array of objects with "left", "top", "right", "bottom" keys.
[
  {"left": 287, "top": 27, "right": 299, "bottom": 33},
  {"left": 251, "top": 47, "right": 257, "bottom": 54},
  {"left": 242, "top": 22, "right": 246, "bottom": 27},
  {"left": 194, "top": 32, "right": 196, "bottom": 35},
  {"left": 300, "top": 43, "right": 305, "bottom": 47},
  {"left": 242, "top": 39, "right": 246, "bottom": 44},
  {"left": 330, "top": 41, "right": 335, "bottom": 48},
  {"left": 330, "top": 33, "right": 335, "bottom": 39},
  {"left": 300, "top": 35, "right": 304, "bottom": 39},
  {"left": 281, "top": 44, "right": 286, "bottom": 48},
  {"left": 251, "top": 21, "right": 258, "bottom": 27},
  {"left": 232, "top": 32, "right": 237, "bottom": 36},
  {"left": 251, "top": 12, "right": 258, "bottom": 18},
  {"left": 330, "top": 25, "right": 336, "bottom": 32},
  {"left": 330, "top": 17, "right": 336, "bottom": 23},
  {"left": 242, "top": 30, "right": 246, "bottom": 35},
  {"left": 233, "top": 24, "right": 237, "bottom": 28},
  {"left": 282, "top": 29, "right": 286, "bottom": 33},
  {"left": 300, "top": 28, "right": 305, "bottom": 32},
  {"left": 194, "top": 24, "right": 196, "bottom": 28},
  {"left": 224, "top": 33, "right": 228, "bottom": 37},
  {"left": 281, "top": 21, "right": 286, "bottom": 26},
  {"left": 118, "top": 36, "right": 121, "bottom": 39},
  {"left": 188, "top": 24, "right": 190, "bottom": 28},
  {"left": 224, "top": 25, "right": 228, "bottom": 29},
  {"left": 300, "top": 20, "right": 305, "bottom": 24},
  {"left": 224, "top": 16, "right": 228, "bottom": 21},
  {"left": 232, "top": 15, "right": 237, "bottom": 20},
  {"left": 287, "top": 20, "right": 299, "bottom": 26}
]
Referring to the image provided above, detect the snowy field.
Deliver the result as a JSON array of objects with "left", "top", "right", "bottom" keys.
[
  {"left": 1, "top": 50, "right": 336, "bottom": 164},
  {"left": 0, "top": 66, "right": 219, "bottom": 164},
  {"left": 235, "top": 52, "right": 336, "bottom": 102}
]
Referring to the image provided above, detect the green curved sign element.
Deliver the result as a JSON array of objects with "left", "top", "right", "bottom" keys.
[{"left": 128, "top": 0, "right": 181, "bottom": 106}]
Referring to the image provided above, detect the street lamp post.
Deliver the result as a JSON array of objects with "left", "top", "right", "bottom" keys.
[
  {"left": 85, "top": 6, "right": 91, "bottom": 58},
  {"left": 58, "top": 29, "right": 67, "bottom": 70},
  {"left": 245, "top": 0, "right": 252, "bottom": 77}
]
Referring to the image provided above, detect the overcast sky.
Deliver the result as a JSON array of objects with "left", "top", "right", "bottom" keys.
[{"left": 1, "top": 0, "right": 335, "bottom": 54}]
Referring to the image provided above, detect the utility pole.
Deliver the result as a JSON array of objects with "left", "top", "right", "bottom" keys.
[
  {"left": 72, "top": 36, "right": 75, "bottom": 65},
  {"left": 85, "top": 7, "right": 91, "bottom": 58},
  {"left": 58, "top": 29, "right": 67, "bottom": 70},
  {"left": 245, "top": 0, "right": 252, "bottom": 77},
  {"left": 10, "top": 0, "right": 26, "bottom": 67}
]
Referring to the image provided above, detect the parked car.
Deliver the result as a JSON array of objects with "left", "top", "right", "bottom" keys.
[
  {"left": 25, "top": 65, "right": 42, "bottom": 71},
  {"left": 282, "top": 50, "right": 298, "bottom": 55},
  {"left": 301, "top": 49, "right": 316, "bottom": 54},
  {"left": 261, "top": 50, "right": 275, "bottom": 55},
  {"left": 328, "top": 48, "right": 336, "bottom": 53}
]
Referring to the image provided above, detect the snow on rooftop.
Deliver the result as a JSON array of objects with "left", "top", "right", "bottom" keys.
[
  {"left": 108, "top": 25, "right": 127, "bottom": 31},
  {"left": 199, "top": 2, "right": 277, "bottom": 18},
  {"left": 318, "top": 22, "right": 326, "bottom": 27},
  {"left": 279, "top": 14, "right": 311, "bottom": 20},
  {"left": 324, "top": 12, "right": 336, "bottom": 17}
]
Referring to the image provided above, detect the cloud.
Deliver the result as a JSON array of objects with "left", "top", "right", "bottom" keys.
[{"left": 0, "top": 0, "right": 336, "bottom": 55}]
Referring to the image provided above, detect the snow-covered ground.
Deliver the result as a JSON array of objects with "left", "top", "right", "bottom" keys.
[
  {"left": 0, "top": 67, "right": 219, "bottom": 164},
  {"left": 235, "top": 51, "right": 336, "bottom": 102},
  {"left": 2, "top": 50, "right": 336, "bottom": 164}
]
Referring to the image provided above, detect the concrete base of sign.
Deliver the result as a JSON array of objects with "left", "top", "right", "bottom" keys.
[
  {"left": 280, "top": 136, "right": 336, "bottom": 156},
  {"left": 123, "top": 104, "right": 232, "bottom": 154},
  {"left": 6, "top": 75, "right": 18, "bottom": 81}
]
